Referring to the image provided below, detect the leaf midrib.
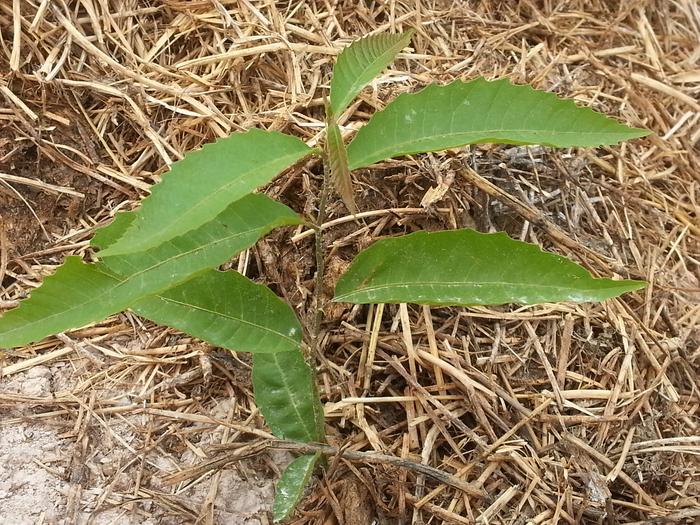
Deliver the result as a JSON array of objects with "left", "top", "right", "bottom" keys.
[
  {"left": 109, "top": 224, "right": 275, "bottom": 284},
  {"left": 141, "top": 295, "right": 299, "bottom": 349},
  {"left": 267, "top": 354, "right": 316, "bottom": 442},
  {"left": 335, "top": 278, "right": 638, "bottom": 301}
]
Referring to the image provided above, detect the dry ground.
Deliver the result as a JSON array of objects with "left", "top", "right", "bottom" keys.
[{"left": 1, "top": 1, "right": 699, "bottom": 524}]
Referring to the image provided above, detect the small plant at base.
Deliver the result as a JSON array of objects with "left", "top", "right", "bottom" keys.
[{"left": 0, "top": 30, "right": 648, "bottom": 521}]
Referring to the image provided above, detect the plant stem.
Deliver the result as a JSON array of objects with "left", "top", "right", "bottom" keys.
[
  {"left": 175, "top": 439, "right": 487, "bottom": 499},
  {"left": 310, "top": 156, "right": 331, "bottom": 359},
  {"left": 271, "top": 441, "right": 487, "bottom": 498}
]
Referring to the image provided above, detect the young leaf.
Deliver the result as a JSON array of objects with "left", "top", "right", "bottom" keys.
[
  {"left": 325, "top": 116, "right": 357, "bottom": 213},
  {"left": 252, "top": 350, "right": 325, "bottom": 443},
  {"left": 272, "top": 453, "right": 321, "bottom": 523},
  {"left": 99, "top": 129, "right": 312, "bottom": 257},
  {"left": 334, "top": 229, "right": 645, "bottom": 306},
  {"left": 0, "top": 195, "right": 300, "bottom": 348},
  {"left": 330, "top": 30, "right": 414, "bottom": 117},
  {"left": 132, "top": 269, "right": 302, "bottom": 354},
  {"left": 346, "top": 78, "right": 650, "bottom": 170}
]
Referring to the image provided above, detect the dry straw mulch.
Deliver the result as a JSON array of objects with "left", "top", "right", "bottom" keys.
[{"left": 1, "top": 1, "right": 698, "bottom": 524}]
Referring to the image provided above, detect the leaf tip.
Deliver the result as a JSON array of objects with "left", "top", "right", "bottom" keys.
[
  {"left": 627, "top": 126, "right": 653, "bottom": 140},
  {"left": 272, "top": 453, "right": 320, "bottom": 523}
]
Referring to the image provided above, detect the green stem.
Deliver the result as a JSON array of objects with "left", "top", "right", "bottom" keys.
[{"left": 310, "top": 157, "right": 331, "bottom": 359}]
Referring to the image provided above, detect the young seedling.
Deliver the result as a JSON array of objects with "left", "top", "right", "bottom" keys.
[{"left": 0, "top": 31, "right": 648, "bottom": 521}]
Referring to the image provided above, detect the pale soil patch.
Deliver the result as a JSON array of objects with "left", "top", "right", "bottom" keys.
[{"left": 1, "top": 360, "right": 283, "bottom": 525}]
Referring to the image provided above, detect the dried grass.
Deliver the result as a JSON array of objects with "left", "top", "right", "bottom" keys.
[{"left": 1, "top": 1, "right": 698, "bottom": 524}]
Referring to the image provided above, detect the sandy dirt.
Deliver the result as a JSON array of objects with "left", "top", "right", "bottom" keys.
[{"left": 1, "top": 363, "right": 283, "bottom": 525}]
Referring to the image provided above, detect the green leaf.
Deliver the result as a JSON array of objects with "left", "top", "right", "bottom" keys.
[
  {"left": 325, "top": 116, "right": 357, "bottom": 213},
  {"left": 330, "top": 30, "right": 414, "bottom": 116},
  {"left": 99, "top": 129, "right": 311, "bottom": 256},
  {"left": 132, "top": 270, "right": 301, "bottom": 354},
  {"left": 0, "top": 195, "right": 300, "bottom": 348},
  {"left": 334, "top": 229, "right": 645, "bottom": 306},
  {"left": 272, "top": 453, "right": 320, "bottom": 523},
  {"left": 346, "top": 78, "right": 650, "bottom": 170},
  {"left": 253, "top": 350, "right": 325, "bottom": 443}
]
